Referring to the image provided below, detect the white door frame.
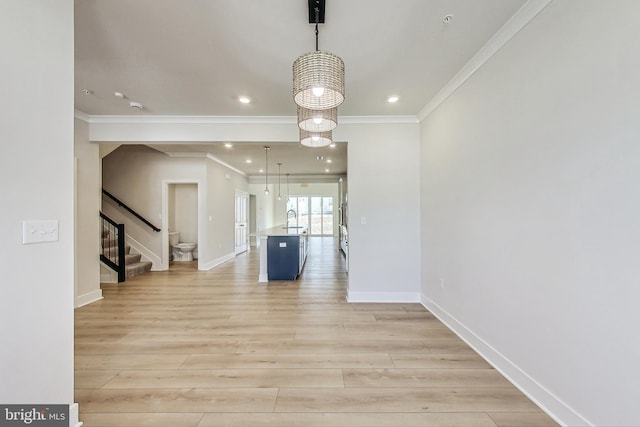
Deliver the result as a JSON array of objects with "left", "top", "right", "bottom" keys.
[{"left": 161, "top": 179, "right": 204, "bottom": 270}]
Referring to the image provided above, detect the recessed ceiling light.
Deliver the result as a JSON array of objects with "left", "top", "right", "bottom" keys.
[
  {"left": 326, "top": 159, "right": 332, "bottom": 163},
  {"left": 259, "top": 169, "right": 264, "bottom": 173},
  {"left": 224, "top": 143, "right": 233, "bottom": 148},
  {"left": 443, "top": 14, "right": 454, "bottom": 24},
  {"left": 329, "top": 144, "right": 336, "bottom": 148},
  {"left": 316, "top": 155, "right": 324, "bottom": 161},
  {"left": 82, "top": 89, "right": 93, "bottom": 95},
  {"left": 245, "top": 159, "right": 252, "bottom": 164},
  {"left": 129, "top": 101, "right": 144, "bottom": 110},
  {"left": 114, "top": 91, "right": 124, "bottom": 99},
  {"left": 387, "top": 96, "right": 399, "bottom": 103},
  {"left": 239, "top": 96, "right": 251, "bottom": 104},
  {"left": 325, "top": 169, "right": 330, "bottom": 173}
]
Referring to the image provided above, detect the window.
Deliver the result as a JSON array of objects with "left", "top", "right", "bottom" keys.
[{"left": 287, "top": 196, "right": 334, "bottom": 236}]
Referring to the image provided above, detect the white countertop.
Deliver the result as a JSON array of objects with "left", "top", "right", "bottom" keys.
[{"left": 258, "top": 225, "right": 308, "bottom": 237}]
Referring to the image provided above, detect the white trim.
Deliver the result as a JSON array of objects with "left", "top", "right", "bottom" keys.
[
  {"left": 198, "top": 252, "right": 236, "bottom": 271},
  {"left": 340, "top": 115, "right": 419, "bottom": 124},
  {"left": 75, "top": 112, "right": 419, "bottom": 126},
  {"left": 247, "top": 174, "right": 344, "bottom": 184},
  {"left": 74, "top": 110, "right": 90, "bottom": 123},
  {"left": 421, "top": 295, "right": 591, "bottom": 427},
  {"left": 206, "top": 153, "right": 248, "bottom": 177},
  {"left": 85, "top": 115, "right": 297, "bottom": 125},
  {"left": 347, "top": 291, "right": 420, "bottom": 303},
  {"left": 75, "top": 289, "right": 103, "bottom": 308},
  {"left": 163, "top": 151, "right": 208, "bottom": 158},
  {"left": 160, "top": 152, "right": 247, "bottom": 177},
  {"left": 126, "top": 234, "right": 162, "bottom": 271},
  {"left": 69, "top": 403, "right": 82, "bottom": 427},
  {"left": 417, "top": 0, "right": 553, "bottom": 122}
]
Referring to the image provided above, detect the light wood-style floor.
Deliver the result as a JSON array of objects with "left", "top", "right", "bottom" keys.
[{"left": 75, "top": 237, "right": 558, "bottom": 427}]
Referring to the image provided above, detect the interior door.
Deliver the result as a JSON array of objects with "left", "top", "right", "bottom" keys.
[{"left": 235, "top": 190, "right": 248, "bottom": 254}]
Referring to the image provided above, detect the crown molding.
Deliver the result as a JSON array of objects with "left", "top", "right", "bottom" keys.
[
  {"left": 206, "top": 153, "right": 247, "bottom": 177},
  {"left": 84, "top": 115, "right": 297, "bottom": 125},
  {"left": 248, "top": 174, "right": 344, "bottom": 183},
  {"left": 160, "top": 151, "right": 248, "bottom": 177},
  {"left": 340, "top": 115, "right": 419, "bottom": 124},
  {"left": 417, "top": 0, "right": 552, "bottom": 122},
  {"left": 73, "top": 112, "right": 418, "bottom": 126},
  {"left": 74, "top": 110, "right": 90, "bottom": 122}
]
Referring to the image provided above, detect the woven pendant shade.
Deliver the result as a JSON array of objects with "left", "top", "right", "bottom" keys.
[
  {"left": 297, "top": 105, "right": 338, "bottom": 132},
  {"left": 300, "top": 129, "right": 332, "bottom": 148},
  {"left": 293, "top": 50, "right": 345, "bottom": 110}
]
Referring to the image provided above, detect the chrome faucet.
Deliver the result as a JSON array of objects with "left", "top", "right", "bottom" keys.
[{"left": 287, "top": 209, "right": 297, "bottom": 219}]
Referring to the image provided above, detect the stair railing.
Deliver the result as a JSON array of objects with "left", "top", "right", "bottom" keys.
[
  {"left": 100, "top": 212, "right": 126, "bottom": 283},
  {"left": 102, "top": 189, "right": 161, "bottom": 232}
]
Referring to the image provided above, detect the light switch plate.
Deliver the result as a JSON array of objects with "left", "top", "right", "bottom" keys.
[{"left": 22, "top": 220, "right": 59, "bottom": 244}]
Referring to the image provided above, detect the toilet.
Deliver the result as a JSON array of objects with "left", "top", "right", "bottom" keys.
[{"left": 169, "top": 231, "right": 197, "bottom": 262}]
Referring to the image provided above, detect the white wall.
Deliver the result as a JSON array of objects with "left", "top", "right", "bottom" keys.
[
  {"left": 336, "top": 123, "right": 421, "bottom": 302},
  {"left": 249, "top": 183, "right": 276, "bottom": 231},
  {"left": 206, "top": 158, "right": 250, "bottom": 261},
  {"left": 75, "top": 118, "right": 103, "bottom": 307},
  {"left": 102, "top": 145, "right": 206, "bottom": 266},
  {"left": 420, "top": 1, "right": 640, "bottom": 426},
  {"left": 0, "top": 0, "right": 75, "bottom": 406},
  {"left": 90, "top": 120, "right": 423, "bottom": 303},
  {"left": 172, "top": 184, "right": 198, "bottom": 243},
  {"left": 101, "top": 145, "right": 249, "bottom": 270}
]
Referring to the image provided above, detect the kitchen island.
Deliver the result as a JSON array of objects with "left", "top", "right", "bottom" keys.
[{"left": 257, "top": 225, "right": 309, "bottom": 282}]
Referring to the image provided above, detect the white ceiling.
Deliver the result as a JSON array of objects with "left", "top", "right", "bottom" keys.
[{"left": 75, "top": 0, "right": 527, "bottom": 176}]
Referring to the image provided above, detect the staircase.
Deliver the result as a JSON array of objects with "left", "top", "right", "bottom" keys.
[
  {"left": 123, "top": 244, "right": 153, "bottom": 279},
  {"left": 100, "top": 191, "right": 160, "bottom": 282},
  {"left": 101, "top": 226, "right": 152, "bottom": 282}
]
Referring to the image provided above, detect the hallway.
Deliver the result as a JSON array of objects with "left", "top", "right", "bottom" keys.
[{"left": 75, "top": 237, "right": 557, "bottom": 426}]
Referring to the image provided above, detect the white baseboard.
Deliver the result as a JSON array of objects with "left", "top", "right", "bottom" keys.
[
  {"left": 421, "top": 294, "right": 590, "bottom": 427},
  {"left": 199, "top": 252, "right": 235, "bottom": 271},
  {"left": 126, "top": 234, "right": 162, "bottom": 270},
  {"left": 70, "top": 402, "right": 83, "bottom": 427},
  {"left": 347, "top": 291, "right": 420, "bottom": 303},
  {"left": 75, "top": 290, "right": 103, "bottom": 308}
]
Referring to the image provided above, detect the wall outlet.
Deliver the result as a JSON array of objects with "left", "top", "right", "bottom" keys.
[{"left": 440, "top": 278, "right": 445, "bottom": 289}]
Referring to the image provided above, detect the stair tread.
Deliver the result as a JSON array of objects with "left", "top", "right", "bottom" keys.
[
  {"left": 125, "top": 253, "right": 141, "bottom": 265},
  {"left": 125, "top": 261, "right": 152, "bottom": 278}
]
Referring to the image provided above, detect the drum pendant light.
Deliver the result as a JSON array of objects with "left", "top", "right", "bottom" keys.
[
  {"left": 297, "top": 105, "right": 338, "bottom": 133},
  {"left": 293, "top": 0, "right": 345, "bottom": 111},
  {"left": 300, "top": 129, "right": 332, "bottom": 148}
]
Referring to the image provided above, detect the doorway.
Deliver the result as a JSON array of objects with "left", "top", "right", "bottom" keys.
[
  {"left": 235, "top": 190, "right": 249, "bottom": 254},
  {"left": 286, "top": 196, "right": 334, "bottom": 236},
  {"left": 163, "top": 180, "right": 201, "bottom": 270}
]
